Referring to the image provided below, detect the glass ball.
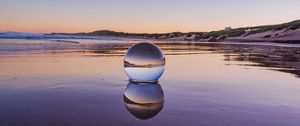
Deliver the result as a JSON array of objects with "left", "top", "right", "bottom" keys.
[{"left": 124, "top": 42, "right": 165, "bottom": 82}]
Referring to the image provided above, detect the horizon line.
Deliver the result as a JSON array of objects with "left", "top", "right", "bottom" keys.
[{"left": 1, "top": 19, "right": 299, "bottom": 34}]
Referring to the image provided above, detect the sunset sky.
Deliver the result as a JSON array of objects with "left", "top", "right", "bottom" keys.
[{"left": 0, "top": 0, "right": 300, "bottom": 33}]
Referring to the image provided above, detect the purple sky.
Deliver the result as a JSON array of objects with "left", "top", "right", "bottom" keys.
[{"left": 0, "top": 0, "right": 299, "bottom": 33}]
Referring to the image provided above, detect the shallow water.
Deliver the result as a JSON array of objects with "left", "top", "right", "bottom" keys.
[{"left": 0, "top": 39, "right": 300, "bottom": 126}]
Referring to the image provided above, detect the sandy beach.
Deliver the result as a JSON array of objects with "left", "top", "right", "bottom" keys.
[{"left": 0, "top": 39, "right": 300, "bottom": 126}]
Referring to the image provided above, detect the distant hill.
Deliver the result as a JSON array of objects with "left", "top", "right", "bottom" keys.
[
  {"left": 48, "top": 20, "right": 300, "bottom": 43},
  {"left": 48, "top": 30, "right": 169, "bottom": 38}
]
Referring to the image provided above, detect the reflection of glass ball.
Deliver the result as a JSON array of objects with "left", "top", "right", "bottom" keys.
[
  {"left": 124, "top": 42, "right": 165, "bottom": 82},
  {"left": 123, "top": 82, "right": 164, "bottom": 120}
]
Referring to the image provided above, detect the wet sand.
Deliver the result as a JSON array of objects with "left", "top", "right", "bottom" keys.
[{"left": 0, "top": 39, "right": 300, "bottom": 126}]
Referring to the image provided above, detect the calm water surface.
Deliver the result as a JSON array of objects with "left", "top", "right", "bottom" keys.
[{"left": 0, "top": 39, "right": 300, "bottom": 126}]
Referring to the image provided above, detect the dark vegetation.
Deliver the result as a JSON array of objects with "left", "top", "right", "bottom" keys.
[{"left": 48, "top": 20, "right": 300, "bottom": 40}]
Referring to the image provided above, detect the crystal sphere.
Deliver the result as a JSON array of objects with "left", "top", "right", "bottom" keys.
[
  {"left": 124, "top": 42, "right": 165, "bottom": 82},
  {"left": 123, "top": 82, "right": 164, "bottom": 120}
]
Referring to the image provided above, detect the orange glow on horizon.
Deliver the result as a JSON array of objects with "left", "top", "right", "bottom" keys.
[{"left": 1, "top": 0, "right": 299, "bottom": 34}]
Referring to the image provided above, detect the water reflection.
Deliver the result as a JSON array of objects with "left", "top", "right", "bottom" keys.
[
  {"left": 86, "top": 42, "right": 300, "bottom": 78},
  {"left": 219, "top": 44, "right": 300, "bottom": 78},
  {"left": 123, "top": 82, "right": 164, "bottom": 120},
  {"left": 1, "top": 39, "right": 300, "bottom": 78}
]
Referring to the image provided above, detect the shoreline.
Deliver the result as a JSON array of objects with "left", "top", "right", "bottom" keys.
[{"left": 1, "top": 37, "right": 300, "bottom": 45}]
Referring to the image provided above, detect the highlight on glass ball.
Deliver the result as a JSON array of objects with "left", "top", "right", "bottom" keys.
[
  {"left": 124, "top": 42, "right": 165, "bottom": 83},
  {"left": 123, "top": 82, "right": 164, "bottom": 120}
]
